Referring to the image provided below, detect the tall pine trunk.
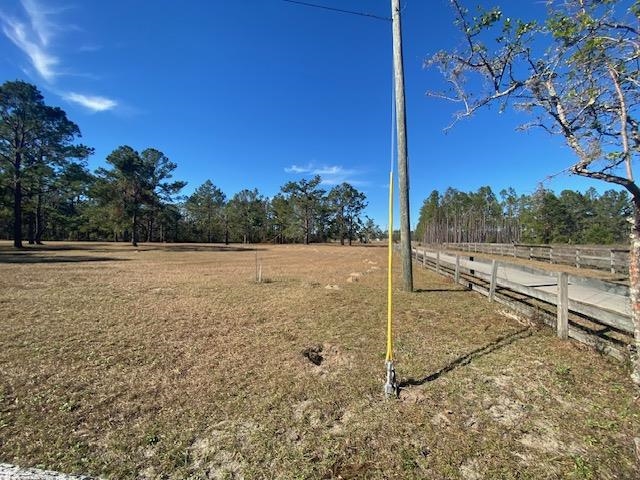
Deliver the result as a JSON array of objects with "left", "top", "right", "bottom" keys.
[
  {"left": 35, "top": 191, "right": 44, "bottom": 244},
  {"left": 131, "top": 210, "right": 138, "bottom": 247},
  {"left": 147, "top": 216, "right": 154, "bottom": 242},
  {"left": 304, "top": 215, "right": 310, "bottom": 245},
  {"left": 12, "top": 157, "right": 22, "bottom": 248},
  {"left": 27, "top": 212, "right": 35, "bottom": 244},
  {"left": 339, "top": 207, "right": 345, "bottom": 246}
]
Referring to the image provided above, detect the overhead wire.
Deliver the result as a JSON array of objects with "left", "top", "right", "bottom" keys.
[{"left": 282, "top": 0, "right": 391, "bottom": 22}]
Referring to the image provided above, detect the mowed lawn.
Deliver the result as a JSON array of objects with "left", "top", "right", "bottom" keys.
[{"left": 0, "top": 242, "right": 638, "bottom": 479}]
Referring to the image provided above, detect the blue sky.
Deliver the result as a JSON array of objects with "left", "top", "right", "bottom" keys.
[{"left": 0, "top": 0, "right": 619, "bottom": 228}]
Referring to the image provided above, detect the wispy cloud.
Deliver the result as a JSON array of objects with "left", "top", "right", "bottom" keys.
[
  {"left": 284, "top": 163, "right": 367, "bottom": 186},
  {"left": 314, "top": 165, "right": 356, "bottom": 176},
  {"left": 64, "top": 92, "right": 117, "bottom": 112},
  {"left": 21, "top": 0, "right": 54, "bottom": 46},
  {"left": 0, "top": 0, "right": 117, "bottom": 113},
  {"left": 1, "top": 17, "right": 58, "bottom": 80},
  {"left": 284, "top": 164, "right": 312, "bottom": 174}
]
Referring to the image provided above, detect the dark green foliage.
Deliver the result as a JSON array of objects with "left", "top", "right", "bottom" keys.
[
  {"left": 0, "top": 80, "right": 377, "bottom": 246},
  {"left": 416, "top": 185, "right": 631, "bottom": 245},
  {"left": 327, "top": 183, "right": 367, "bottom": 246},
  {"left": 91, "top": 146, "right": 185, "bottom": 246},
  {"left": 226, "top": 188, "right": 269, "bottom": 244},
  {"left": 0, "top": 80, "right": 92, "bottom": 247},
  {"left": 183, "top": 180, "right": 226, "bottom": 243},
  {"left": 280, "top": 176, "right": 326, "bottom": 245}
]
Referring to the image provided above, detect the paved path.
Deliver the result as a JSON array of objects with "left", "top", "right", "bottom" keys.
[{"left": 418, "top": 249, "right": 631, "bottom": 323}]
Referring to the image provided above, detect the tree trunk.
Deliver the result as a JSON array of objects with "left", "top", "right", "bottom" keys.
[
  {"left": 27, "top": 212, "right": 35, "bottom": 245},
  {"left": 147, "top": 216, "right": 153, "bottom": 242},
  {"left": 304, "top": 216, "right": 310, "bottom": 245},
  {"left": 13, "top": 161, "right": 22, "bottom": 248},
  {"left": 630, "top": 207, "right": 640, "bottom": 386},
  {"left": 132, "top": 211, "right": 138, "bottom": 247},
  {"left": 35, "top": 191, "right": 45, "bottom": 244},
  {"left": 340, "top": 207, "right": 345, "bottom": 246}
]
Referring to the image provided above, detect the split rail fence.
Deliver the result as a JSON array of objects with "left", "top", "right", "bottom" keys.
[
  {"left": 438, "top": 242, "right": 630, "bottom": 275},
  {"left": 411, "top": 247, "right": 633, "bottom": 361}
]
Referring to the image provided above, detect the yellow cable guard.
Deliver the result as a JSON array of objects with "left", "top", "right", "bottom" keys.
[{"left": 386, "top": 169, "right": 394, "bottom": 362}]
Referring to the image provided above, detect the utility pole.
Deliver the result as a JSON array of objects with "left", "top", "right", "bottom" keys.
[{"left": 391, "top": 0, "right": 413, "bottom": 292}]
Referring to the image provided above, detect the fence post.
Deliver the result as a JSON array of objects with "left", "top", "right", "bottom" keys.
[
  {"left": 423, "top": 249, "right": 427, "bottom": 268},
  {"left": 455, "top": 255, "right": 460, "bottom": 284},
  {"left": 529, "top": 246, "right": 533, "bottom": 260},
  {"left": 549, "top": 246, "right": 553, "bottom": 264},
  {"left": 468, "top": 256, "right": 475, "bottom": 290},
  {"left": 436, "top": 250, "right": 441, "bottom": 274},
  {"left": 610, "top": 250, "right": 615, "bottom": 274},
  {"left": 557, "top": 272, "right": 568, "bottom": 340},
  {"left": 489, "top": 260, "right": 498, "bottom": 302},
  {"left": 576, "top": 248, "right": 581, "bottom": 269}
]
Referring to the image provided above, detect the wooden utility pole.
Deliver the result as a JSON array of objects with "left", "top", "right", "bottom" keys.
[{"left": 391, "top": 0, "right": 413, "bottom": 292}]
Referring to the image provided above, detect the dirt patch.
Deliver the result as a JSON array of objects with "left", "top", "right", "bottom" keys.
[
  {"left": 486, "top": 395, "right": 528, "bottom": 427},
  {"left": 459, "top": 458, "right": 483, "bottom": 480}
]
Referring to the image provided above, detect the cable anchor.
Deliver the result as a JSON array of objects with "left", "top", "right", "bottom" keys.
[{"left": 384, "top": 360, "right": 397, "bottom": 398}]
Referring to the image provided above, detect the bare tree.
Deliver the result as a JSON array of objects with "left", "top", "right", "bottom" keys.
[{"left": 428, "top": 0, "right": 640, "bottom": 383}]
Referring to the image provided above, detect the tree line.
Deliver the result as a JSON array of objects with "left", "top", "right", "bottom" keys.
[
  {"left": 416, "top": 185, "right": 631, "bottom": 245},
  {"left": 0, "top": 81, "right": 382, "bottom": 247}
]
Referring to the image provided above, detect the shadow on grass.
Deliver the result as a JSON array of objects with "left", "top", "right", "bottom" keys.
[
  {"left": 398, "top": 327, "right": 533, "bottom": 388},
  {"left": 414, "top": 287, "right": 469, "bottom": 293},
  {"left": 0, "top": 255, "right": 127, "bottom": 264},
  {"left": 0, "top": 244, "right": 105, "bottom": 253},
  {"left": 146, "top": 244, "right": 266, "bottom": 253},
  {"left": 0, "top": 242, "right": 266, "bottom": 255}
]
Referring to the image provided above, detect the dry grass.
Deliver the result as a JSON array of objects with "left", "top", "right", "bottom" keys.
[{"left": 0, "top": 241, "right": 639, "bottom": 479}]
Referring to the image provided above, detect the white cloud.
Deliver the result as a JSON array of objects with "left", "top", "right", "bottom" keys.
[
  {"left": 284, "top": 164, "right": 312, "bottom": 174},
  {"left": 313, "top": 165, "right": 356, "bottom": 176},
  {"left": 0, "top": 0, "right": 118, "bottom": 114},
  {"left": 21, "top": 0, "right": 54, "bottom": 46},
  {"left": 64, "top": 92, "right": 117, "bottom": 112},
  {"left": 284, "top": 163, "right": 367, "bottom": 187},
  {"left": 1, "top": 18, "right": 58, "bottom": 80}
]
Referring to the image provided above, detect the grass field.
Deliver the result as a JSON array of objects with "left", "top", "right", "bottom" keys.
[{"left": 1, "top": 242, "right": 639, "bottom": 479}]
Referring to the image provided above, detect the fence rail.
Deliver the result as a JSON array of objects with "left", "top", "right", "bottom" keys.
[
  {"left": 437, "top": 242, "right": 630, "bottom": 274},
  {"left": 412, "top": 247, "right": 632, "bottom": 361}
]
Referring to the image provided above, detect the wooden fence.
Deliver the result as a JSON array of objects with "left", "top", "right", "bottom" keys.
[
  {"left": 437, "top": 242, "right": 630, "bottom": 274},
  {"left": 411, "top": 247, "right": 632, "bottom": 361}
]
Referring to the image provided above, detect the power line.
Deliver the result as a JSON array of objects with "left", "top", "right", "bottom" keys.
[{"left": 282, "top": 0, "right": 391, "bottom": 22}]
